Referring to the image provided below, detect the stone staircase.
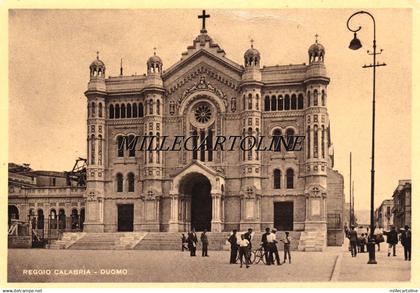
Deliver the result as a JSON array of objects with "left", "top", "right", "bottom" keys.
[
  {"left": 64, "top": 232, "right": 147, "bottom": 250},
  {"left": 298, "top": 230, "right": 327, "bottom": 251},
  {"left": 49, "top": 232, "right": 86, "bottom": 249}
]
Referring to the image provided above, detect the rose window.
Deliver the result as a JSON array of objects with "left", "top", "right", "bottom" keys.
[{"left": 194, "top": 104, "right": 212, "bottom": 123}]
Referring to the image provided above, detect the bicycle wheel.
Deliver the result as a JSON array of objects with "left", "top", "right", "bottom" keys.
[{"left": 250, "top": 250, "right": 257, "bottom": 264}]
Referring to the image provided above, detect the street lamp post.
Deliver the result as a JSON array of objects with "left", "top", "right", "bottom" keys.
[{"left": 346, "top": 11, "right": 386, "bottom": 264}]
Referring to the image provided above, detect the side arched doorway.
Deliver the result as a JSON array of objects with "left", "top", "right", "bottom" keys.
[
  {"left": 8, "top": 205, "right": 19, "bottom": 225},
  {"left": 179, "top": 173, "right": 212, "bottom": 231}
]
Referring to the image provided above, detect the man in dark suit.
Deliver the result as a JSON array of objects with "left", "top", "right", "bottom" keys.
[
  {"left": 228, "top": 229, "right": 238, "bottom": 264},
  {"left": 348, "top": 226, "right": 358, "bottom": 257},
  {"left": 261, "top": 227, "right": 271, "bottom": 265},
  {"left": 384, "top": 226, "right": 398, "bottom": 257},
  {"left": 400, "top": 225, "right": 411, "bottom": 261},
  {"left": 187, "top": 228, "right": 198, "bottom": 256},
  {"left": 200, "top": 229, "right": 209, "bottom": 257}
]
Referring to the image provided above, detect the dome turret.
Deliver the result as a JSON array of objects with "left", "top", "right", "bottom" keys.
[
  {"left": 147, "top": 48, "right": 163, "bottom": 75},
  {"left": 308, "top": 34, "right": 325, "bottom": 64},
  {"left": 89, "top": 51, "right": 106, "bottom": 78},
  {"left": 244, "top": 40, "right": 260, "bottom": 68}
]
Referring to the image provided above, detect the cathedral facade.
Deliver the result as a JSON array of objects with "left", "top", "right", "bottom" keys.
[{"left": 84, "top": 13, "right": 344, "bottom": 249}]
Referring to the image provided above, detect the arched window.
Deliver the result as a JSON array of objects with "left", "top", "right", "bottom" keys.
[
  {"left": 50, "top": 209, "right": 57, "bottom": 229},
  {"left": 278, "top": 95, "right": 284, "bottom": 111},
  {"left": 243, "top": 94, "right": 246, "bottom": 110},
  {"left": 128, "top": 134, "right": 136, "bottom": 157},
  {"left": 116, "top": 173, "right": 123, "bottom": 192},
  {"left": 314, "top": 125, "right": 319, "bottom": 158},
  {"left": 156, "top": 132, "right": 161, "bottom": 163},
  {"left": 109, "top": 105, "right": 114, "bottom": 119},
  {"left": 298, "top": 94, "right": 304, "bottom": 109},
  {"left": 274, "top": 169, "right": 281, "bottom": 189},
  {"left": 8, "top": 205, "right": 19, "bottom": 225},
  {"left": 207, "top": 128, "right": 213, "bottom": 162},
  {"left": 284, "top": 94, "right": 290, "bottom": 110},
  {"left": 127, "top": 104, "right": 132, "bottom": 118},
  {"left": 192, "top": 129, "right": 198, "bottom": 160},
  {"left": 139, "top": 103, "right": 144, "bottom": 117},
  {"left": 128, "top": 173, "right": 135, "bottom": 192},
  {"left": 264, "top": 96, "right": 270, "bottom": 111},
  {"left": 307, "top": 126, "right": 311, "bottom": 159},
  {"left": 133, "top": 103, "right": 138, "bottom": 118},
  {"left": 307, "top": 91, "right": 311, "bottom": 107},
  {"left": 313, "top": 90, "right": 318, "bottom": 106},
  {"left": 256, "top": 94, "right": 259, "bottom": 110},
  {"left": 248, "top": 93, "right": 252, "bottom": 110},
  {"left": 286, "top": 169, "right": 294, "bottom": 189},
  {"left": 37, "top": 209, "right": 44, "bottom": 229},
  {"left": 149, "top": 100, "right": 153, "bottom": 115},
  {"left": 148, "top": 131, "right": 153, "bottom": 163},
  {"left": 157, "top": 100, "right": 160, "bottom": 115},
  {"left": 286, "top": 128, "right": 295, "bottom": 150},
  {"left": 291, "top": 94, "right": 297, "bottom": 110},
  {"left": 115, "top": 104, "right": 120, "bottom": 119},
  {"left": 71, "top": 209, "right": 79, "bottom": 229},
  {"left": 247, "top": 127, "right": 253, "bottom": 160},
  {"left": 271, "top": 95, "right": 277, "bottom": 111},
  {"left": 58, "top": 209, "right": 66, "bottom": 229},
  {"left": 91, "top": 102, "right": 96, "bottom": 117},
  {"left": 117, "top": 135, "right": 124, "bottom": 157},
  {"left": 255, "top": 128, "right": 260, "bottom": 160},
  {"left": 98, "top": 103, "right": 103, "bottom": 117},
  {"left": 90, "top": 135, "right": 95, "bottom": 165},
  {"left": 121, "top": 104, "right": 126, "bottom": 118},
  {"left": 273, "top": 128, "right": 282, "bottom": 152},
  {"left": 321, "top": 90, "right": 326, "bottom": 106}
]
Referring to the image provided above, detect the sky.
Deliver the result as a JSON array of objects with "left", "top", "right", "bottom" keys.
[{"left": 8, "top": 9, "right": 411, "bottom": 211}]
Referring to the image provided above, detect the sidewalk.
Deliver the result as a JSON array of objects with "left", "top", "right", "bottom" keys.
[{"left": 333, "top": 238, "right": 411, "bottom": 282}]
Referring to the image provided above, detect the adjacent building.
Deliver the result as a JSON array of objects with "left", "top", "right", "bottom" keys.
[
  {"left": 375, "top": 199, "right": 394, "bottom": 231},
  {"left": 392, "top": 179, "right": 411, "bottom": 230}
]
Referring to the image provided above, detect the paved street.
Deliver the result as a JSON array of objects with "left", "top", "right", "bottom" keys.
[
  {"left": 8, "top": 249, "right": 340, "bottom": 283},
  {"left": 8, "top": 243, "right": 410, "bottom": 283},
  {"left": 336, "top": 240, "right": 411, "bottom": 282}
]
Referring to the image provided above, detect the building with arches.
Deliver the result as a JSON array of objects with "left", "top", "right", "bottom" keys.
[{"left": 83, "top": 12, "right": 344, "bottom": 250}]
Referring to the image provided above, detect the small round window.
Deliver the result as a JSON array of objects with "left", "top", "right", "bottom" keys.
[{"left": 194, "top": 103, "right": 212, "bottom": 124}]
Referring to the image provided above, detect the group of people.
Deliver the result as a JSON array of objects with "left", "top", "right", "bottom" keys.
[
  {"left": 181, "top": 229, "right": 209, "bottom": 257},
  {"left": 346, "top": 225, "right": 411, "bottom": 261},
  {"left": 228, "top": 228, "right": 292, "bottom": 268}
]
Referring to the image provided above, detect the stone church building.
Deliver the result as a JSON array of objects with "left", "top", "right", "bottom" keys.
[{"left": 84, "top": 11, "right": 345, "bottom": 248}]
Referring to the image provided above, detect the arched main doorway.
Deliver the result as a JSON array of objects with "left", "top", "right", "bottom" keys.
[{"left": 179, "top": 173, "right": 212, "bottom": 231}]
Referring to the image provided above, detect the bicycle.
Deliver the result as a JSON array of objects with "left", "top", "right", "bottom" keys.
[{"left": 235, "top": 245, "right": 266, "bottom": 264}]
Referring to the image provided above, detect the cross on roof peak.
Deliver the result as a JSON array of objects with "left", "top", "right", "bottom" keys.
[
  {"left": 96, "top": 51, "right": 100, "bottom": 60},
  {"left": 153, "top": 47, "right": 157, "bottom": 56},
  {"left": 250, "top": 38, "right": 254, "bottom": 48},
  {"left": 198, "top": 10, "right": 210, "bottom": 32},
  {"left": 315, "top": 34, "right": 319, "bottom": 43}
]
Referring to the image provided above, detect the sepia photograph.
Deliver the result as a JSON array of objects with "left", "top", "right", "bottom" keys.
[{"left": 4, "top": 6, "right": 415, "bottom": 286}]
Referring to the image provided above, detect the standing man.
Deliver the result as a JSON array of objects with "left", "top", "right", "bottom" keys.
[
  {"left": 400, "top": 225, "right": 411, "bottom": 261},
  {"left": 267, "top": 228, "right": 281, "bottom": 265},
  {"left": 261, "top": 227, "right": 271, "bottom": 265},
  {"left": 228, "top": 229, "right": 238, "bottom": 264},
  {"left": 348, "top": 226, "right": 358, "bottom": 257},
  {"left": 244, "top": 228, "right": 253, "bottom": 249},
  {"left": 384, "top": 226, "right": 398, "bottom": 257},
  {"left": 187, "top": 228, "right": 198, "bottom": 257},
  {"left": 201, "top": 229, "right": 209, "bottom": 257},
  {"left": 237, "top": 234, "right": 250, "bottom": 268},
  {"left": 283, "top": 231, "right": 292, "bottom": 264}
]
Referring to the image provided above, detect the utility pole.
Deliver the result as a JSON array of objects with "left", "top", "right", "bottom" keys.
[{"left": 349, "top": 152, "right": 352, "bottom": 226}]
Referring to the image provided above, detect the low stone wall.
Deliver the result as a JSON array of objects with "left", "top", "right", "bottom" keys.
[{"left": 8, "top": 236, "right": 32, "bottom": 248}]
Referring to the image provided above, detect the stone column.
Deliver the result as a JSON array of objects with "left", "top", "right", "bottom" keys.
[
  {"left": 211, "top": 192, "right": 222, "bottom": 232},
  {"left": 168, "top": 194, "right": 179, "bottom": 232}
]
